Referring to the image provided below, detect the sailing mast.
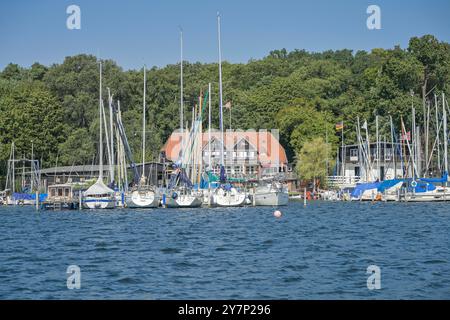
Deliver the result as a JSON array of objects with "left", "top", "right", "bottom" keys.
[
  {"left": 376, "top": 115, "right": 379, "bottom": 180},
  {"left": 435, "top": 94, "right": 441, "bottom": 172},
  {"left": 443, "top": 92, "right": 448, "bottom": 175},
  {"left": 101, "top": 98, "right": 111, "bottom": 181},
  {"left": 12, "top": 142, "right": 15, "bottom": 193},
  {"left": 98, "top": 61, "right": 104, "bottom": 182},
  {"left": 141, "top": 65, "right": 147, "bottom": 185},
  {"left": 180, "top": 28, "right": 184, "bottom": 158},
  {"left": 356, "top": 117, "right": 363, "bottom": 181},
  {"left": 389, "top": 116, "right": 396, "bottom": 178},
  {"left": 364, "top": 120, "right": 371, "bottom": 181},
  {"left": 411, "top": 106, "right": 416, "bottom": 178},
  {"left": 217, "top": 12, "right": 225, "bottom": 169},
  {"left": 108, "top": 88, "right": 115, "bottom": 184},
  {"left": 425, "top": 100, "right": 430, "bottom": 176},
  {"left": 118, "top": 100, "right": 128, "bottom": 191},
  {"left": 208, "top": 83, "right": 212, "bottom": 170},
  {"left": 30, "top": 141, "right": 34, "bottom": 192}
]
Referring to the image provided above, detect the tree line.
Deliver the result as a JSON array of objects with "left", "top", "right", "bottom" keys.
[{"left": 0, "top": 35, "right": 449, "bottom": 187}]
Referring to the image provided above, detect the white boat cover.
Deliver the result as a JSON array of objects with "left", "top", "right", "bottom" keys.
[{"left": 84, "top": 179, "right": 114, "bottom": 196}]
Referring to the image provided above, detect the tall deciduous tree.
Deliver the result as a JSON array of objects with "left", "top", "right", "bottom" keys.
[
  {"left": 296, "top": 137, "right": 333, "bottom": 192},
  {"left": 0, "top": 81, "right": 66, "bottom": 167}
]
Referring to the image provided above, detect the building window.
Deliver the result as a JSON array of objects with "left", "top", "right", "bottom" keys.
[
  {"left": 350, "top": 149, "right": 358, "bottom": 161},
  {"left": 384, "top": 148, "right": 392, "bottom": 161}
]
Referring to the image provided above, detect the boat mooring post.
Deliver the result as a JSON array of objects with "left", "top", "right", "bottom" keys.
[
  {"left": 79, "top": 191, "right": 82, "bottom": 210},
  {"left": 35, "top": 191, "right": 39, "bottom": 211},
  {"left": 303, "top": 188, "right": 307, "bottom": 206}
]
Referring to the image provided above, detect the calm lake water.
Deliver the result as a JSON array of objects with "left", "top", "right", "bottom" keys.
[{"left": 0, "top": 201, "right": 449, "bottom": 299}]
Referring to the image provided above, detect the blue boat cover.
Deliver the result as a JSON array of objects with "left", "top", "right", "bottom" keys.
[
  {"left": 351, "top": 182, "right": 381, "bottom": 199},
  {"left": 378, "top": 179, "right": 404, "bottom": 193},
  {"left": 13, "top": 193, "right": 47, "bottom": 202},
  {"left": 419, "top": 172, "right": 448, "bottom": 184}
]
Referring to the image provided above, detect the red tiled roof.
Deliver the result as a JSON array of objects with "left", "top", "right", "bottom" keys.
[{"left": 162, "top": 129, "right": 288, "bottom": 165}]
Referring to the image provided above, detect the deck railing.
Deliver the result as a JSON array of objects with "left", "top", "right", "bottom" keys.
[{"left": 327, "top": 176, "right": 361, "bottom": 188}]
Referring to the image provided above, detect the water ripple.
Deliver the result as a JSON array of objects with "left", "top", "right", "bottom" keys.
[{"left": 0, "top": 201, "right": 449, "bottom": 299}]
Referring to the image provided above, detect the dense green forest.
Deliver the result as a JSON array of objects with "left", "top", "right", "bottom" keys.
[{"left": 0, "top": 35, "right": 449, "bottom": 182}]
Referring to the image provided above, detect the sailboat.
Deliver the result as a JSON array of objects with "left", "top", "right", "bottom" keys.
[
  {"left": 400, "top": 93, "right": 450, "bottom": 201},
  {"left": 164, "top": 167, "right": 203, "bottom": 208},
  {"left": 214, "top": 184, "right": 247, "bottom": 207},
  {"left": 125, "top": 65, "right": 160, "bottom": 208},
  {"left": 0, "top": 141, "right": 46, "bottom": 206},
  {"left": 162, "top": 30, "right": 204, "bottom": 209},
  {"left": 213, "top": 13, "right": 247, "bottom": 207},
  {"left": 83, "top": 62, "right": 115, "bottom": 209}
]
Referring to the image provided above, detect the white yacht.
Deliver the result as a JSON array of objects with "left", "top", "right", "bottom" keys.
[{"left": 253, "top": 181, "right": 288, "bottom": 206}]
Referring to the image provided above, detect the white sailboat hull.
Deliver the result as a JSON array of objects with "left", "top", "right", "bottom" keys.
[
  {"left": 254, "top": 190, "right": 289, "bottom": 206},
  {"left": 82, "top": 196, "right": 115, "bottom": 209},
  {"left": 126, "top": 189, "right": 160, "bottom": 208},
  {"left": 165, "top": 194, "right": 203, "bottom": 208},
  {"left": 401, "top": 187, "right": 450, "bottom": 202},
  {"left": 214, "top": 188, "right": 246, "bottom": 207}
]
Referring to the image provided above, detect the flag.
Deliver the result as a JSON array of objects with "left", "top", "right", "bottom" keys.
[
  {"left": 224, "top": 101, "right": 232, "bottom": 109},
  {"left": 335, "top": 121, "right": 344, "bottom": 131},
  {"left": 400, "top": 131, "right": 411, "bottom": 141},
  {"left": 361, "top": 120, "right": 368, "bottom": 130}
]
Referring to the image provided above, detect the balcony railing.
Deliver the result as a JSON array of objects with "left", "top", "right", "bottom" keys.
[{"left": 327, "top": 176, "right": 361, "bottom": 188}]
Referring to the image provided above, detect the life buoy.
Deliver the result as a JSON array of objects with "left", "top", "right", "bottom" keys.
[{"left": 411, "top": 180, "right": 417, "bottom": 188}]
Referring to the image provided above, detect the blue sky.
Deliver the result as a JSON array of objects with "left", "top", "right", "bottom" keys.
[{"left": 0, "top": 0, "right": 449, "bottom": 70}]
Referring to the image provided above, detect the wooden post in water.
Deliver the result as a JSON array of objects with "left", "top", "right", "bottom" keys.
[
  {"left": 303, "top": 188, "right": 307, "bottom": 206},
  {"left": 35, "top": 191, "right": 39, "bottom": 211},
  {"left": 79, "top": 191, "right": 82, "bottom": 210}
]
